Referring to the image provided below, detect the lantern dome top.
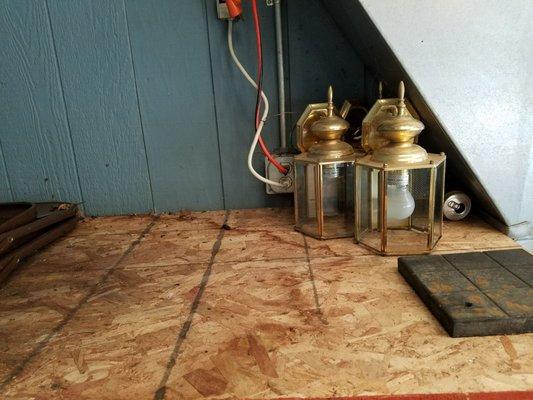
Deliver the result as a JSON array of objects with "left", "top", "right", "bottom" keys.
[
  {"left": 372, "top": 82, "right": 429, "bottom": 164},
  {"left": 308, "top": 86, "right": 354, "bottom": 159}
]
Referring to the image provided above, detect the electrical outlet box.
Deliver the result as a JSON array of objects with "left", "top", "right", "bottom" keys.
[
  {"left": 265, "top": 154, "right": 294, "bottom": 194},
  {"left": 216, "top": 0, "right": 230, "bottom": 20}
]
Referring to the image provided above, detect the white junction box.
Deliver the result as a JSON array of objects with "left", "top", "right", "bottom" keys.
[{"left": 265, "top": 154, "right": 294, "bottom": 194}]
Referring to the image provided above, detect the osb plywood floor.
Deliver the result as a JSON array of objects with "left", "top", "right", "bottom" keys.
[{"left": 0, "top": 208, "right": 531, "bottom": 400}]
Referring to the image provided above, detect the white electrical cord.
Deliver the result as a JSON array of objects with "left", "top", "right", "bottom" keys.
[{"left": 227, "top": 20, "right": 285, "bottom": 187}]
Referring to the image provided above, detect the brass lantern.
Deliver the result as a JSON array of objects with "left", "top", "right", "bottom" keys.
[
  {"left": 354, "top": 82, "right": 446, "bottom": 255},
  {"left": 294, "top": 86, "right": 359, "bottom": 239}
]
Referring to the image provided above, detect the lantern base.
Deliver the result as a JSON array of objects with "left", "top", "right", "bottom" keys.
[
  {"left": 295, "top": 217, "right": 353, "bottom": 240},
  {"left": 356, "top": 228, "right": 442, "bottom": 256}
]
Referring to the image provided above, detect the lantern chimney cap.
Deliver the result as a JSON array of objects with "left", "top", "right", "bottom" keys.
[
  {"left": 372, "top": 81, "right": 428, "bottom": 164},
  {"left": 308, "top": 86, "right": 353, "bottom": 159}
]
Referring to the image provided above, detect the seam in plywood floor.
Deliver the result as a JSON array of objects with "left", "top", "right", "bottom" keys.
[
  {"left": 154, "top": 210, "right": 230, "bottom": 400},
  {"left": 303, "top": 235, "right": 328, "bottom": 326},
  {"left": 0, "top": 216, "right": 159, "bottom": 391}
]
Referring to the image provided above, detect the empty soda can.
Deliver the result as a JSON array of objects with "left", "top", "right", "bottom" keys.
[{"left": 443, "top": 191, "right": 471, "bottom": 221}]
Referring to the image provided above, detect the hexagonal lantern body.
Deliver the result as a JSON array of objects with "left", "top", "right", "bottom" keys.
[
  {"left": 295, "top": 155, "right": 356, "bottom": 239},
  {"left": 354, "top": 82, "right": 446, "bottom": 255},
  {"left": 294, "top": 87, "right": 360, "bottom": 239},
  {"left": 355, "top": 154, "right": 446, "bottom": 255}
]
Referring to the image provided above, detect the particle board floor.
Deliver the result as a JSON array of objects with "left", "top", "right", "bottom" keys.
[{"left": 0, "top": 208, "right": 531, "bottom": 400}]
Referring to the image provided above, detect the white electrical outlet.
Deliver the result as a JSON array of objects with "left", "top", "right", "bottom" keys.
[{"left": 265, "top": 154, "right": 294, "bottom": 194}]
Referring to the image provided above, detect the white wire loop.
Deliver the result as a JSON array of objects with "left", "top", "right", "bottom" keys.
[{"left": 227, "top": 20, "right": 285, "bottom": 187}]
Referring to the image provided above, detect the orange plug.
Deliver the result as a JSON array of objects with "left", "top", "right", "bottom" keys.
[{"left": 226, "top": 0, "right": 242, "bottom": 19}]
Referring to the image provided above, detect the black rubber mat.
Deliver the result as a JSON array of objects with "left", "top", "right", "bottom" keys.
[{"left": 398, "top": 249, "right": 533, "bottom": 337}]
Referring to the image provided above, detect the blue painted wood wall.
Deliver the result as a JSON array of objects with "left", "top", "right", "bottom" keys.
[{"left": 0, "top": 0, "right": 365, "bottom": 215}]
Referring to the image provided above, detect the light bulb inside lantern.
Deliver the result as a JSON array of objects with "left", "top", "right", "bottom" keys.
[{"left": 386, "top": 170, "right": 415, "bottom": 224}]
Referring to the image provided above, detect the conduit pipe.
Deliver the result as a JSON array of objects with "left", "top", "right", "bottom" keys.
[{"left": 274, "top": 0, "right": 287, "bottom": 150}]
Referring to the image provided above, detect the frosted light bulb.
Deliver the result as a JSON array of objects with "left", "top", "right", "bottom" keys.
[{"left": 387, "top": 171, "right": 415, "bottom": 223}]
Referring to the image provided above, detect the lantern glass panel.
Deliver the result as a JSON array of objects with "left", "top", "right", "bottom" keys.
[
  {"left": 295, "top": 162, "right": 318, "bottom": 234},
  {"left": 432, "top": 162, "right": 445, "bottom": 247},
  {"left": 355, "top": 164, "right": 382, "bottom": 249},
  {"left": 356, "top": 162, "right": 445, "bottom": 255},
  {"left": 409, "top": 168, "right": 430, "bottom": 232},
  {"left": 321, "top": 162, "right": 354, "bottom": 237}
]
